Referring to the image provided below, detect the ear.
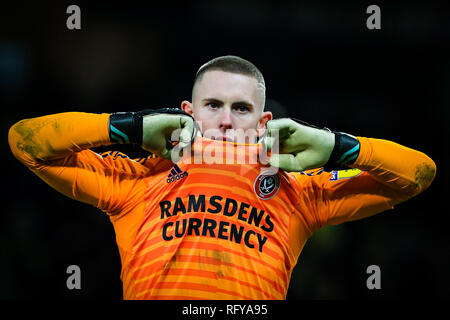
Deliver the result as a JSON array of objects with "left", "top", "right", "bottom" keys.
[
  {"left": 181, "top": 100, "right": 194, "bottom": 115},
  {"left": 257, "top": 111, "right": 273, "bottom": 131}
]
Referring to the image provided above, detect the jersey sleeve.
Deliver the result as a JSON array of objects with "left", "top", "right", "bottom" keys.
[
  {"left": 289, "top": 136, "right": 436, "bottom": 232},
  {"left": 30, "top": 149, "right": 152, "bottom": 215},
  {"left": 8, "top": 112, "right": 162, "bottom": 215}
]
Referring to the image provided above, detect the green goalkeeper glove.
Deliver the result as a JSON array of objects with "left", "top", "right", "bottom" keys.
[
  {"left": 109, "top": 108, "right": 198, "bottom": 159},
  {"left": 263, "top": 118, "right": 360, "bottom": 172}
]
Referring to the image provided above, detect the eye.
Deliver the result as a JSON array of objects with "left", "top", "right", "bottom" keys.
[
  {"left": 206, "top": 102, "right": 219, "bottom": 109},
  {"left": 234, "top": 105, "right": 250, "bottom": 113}
]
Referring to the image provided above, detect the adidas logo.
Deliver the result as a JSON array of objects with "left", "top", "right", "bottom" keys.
[{"left": 166, "top": 164, "right": 188, "bottom": 184}]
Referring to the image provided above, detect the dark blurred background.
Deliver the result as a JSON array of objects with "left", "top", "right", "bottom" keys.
[{"left": 1, "top": 0, "right": 449, "bottom": 300}]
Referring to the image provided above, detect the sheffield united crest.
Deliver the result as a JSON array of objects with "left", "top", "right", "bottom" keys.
[{"left": 254, "top": 172, "right": 280, "bottom": 200}]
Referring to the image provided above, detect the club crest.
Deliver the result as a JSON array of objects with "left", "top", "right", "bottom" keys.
[{"left": 254, "top": 172, "right": 280, "bottom": 200}]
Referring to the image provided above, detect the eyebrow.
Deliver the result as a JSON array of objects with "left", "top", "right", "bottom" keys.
[{"left": 202, "top": 98, "right": 254, "bottom": 107}]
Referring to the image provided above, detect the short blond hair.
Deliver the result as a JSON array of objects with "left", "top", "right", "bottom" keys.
[{"left": 193, "top": 55, "right": 266, "bottom": 108}]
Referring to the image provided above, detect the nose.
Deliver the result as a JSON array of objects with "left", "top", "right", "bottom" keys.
[{"left": 219, "top": 108, "right": 233, "bottom": 131}]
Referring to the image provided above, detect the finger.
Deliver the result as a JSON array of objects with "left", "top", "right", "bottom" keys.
[
  {"left": 266, "top": 119, "right": 302, "bottom": 153},
  {"left": 166, "top": 145, "right": 185, "bottom": 163},
  {"left": 193, "top": 121, "right": 203, "bottom": 138},
  {"left": 160, "top": 147, "right": 172, "bottom": 160},
  {"left": 264, "top": 131, "right": 294, "bottom": 154},
  {"left": 269, "top": 154, "right": 305, "bottom": 172},
  {"left": 270, "top": 152, "right": 321, "bottom": 172},
  {"left": 260, "top": 135, "right": 276, "bottom": 153},
  {"left": 266, "top": 119, "right": 293, "bottom": 140},
  {"left": 264, "top": 120, "right": 284, "bottom": 152},
  {"left": 178, "top": 116, "right": 195, "bottom": 148}
]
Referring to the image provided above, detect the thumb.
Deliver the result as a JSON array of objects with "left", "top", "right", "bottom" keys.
[
  {"left": 269, "top": 154, "right": 301, "bottom": 172},
  {"left": 160, "top": 147, "right": 172, "bottom": 160},
  {"left": 178, "top": 116, "right": 195, "bottom": 149},
  {"left": 260, "top": 135, "right": 277, "bottom": 153}
]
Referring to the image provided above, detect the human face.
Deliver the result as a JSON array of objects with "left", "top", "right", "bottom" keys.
[{"left": 181, "top": 70, "right": 272, "bottom": 143}]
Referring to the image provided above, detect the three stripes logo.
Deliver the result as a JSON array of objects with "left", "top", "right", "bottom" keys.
[{"left": 167, "top": 164, "right": 188, "bottom": 184}]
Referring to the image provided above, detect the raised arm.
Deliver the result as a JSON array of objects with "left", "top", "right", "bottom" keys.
[
  {"left": 291, "top": 136, "right": 436, "bottom": 231},
  {"left": 269, "top": 118, "right": 436, "bottom": 231},
  {"left": 349, "top": 137, "right": 436, "bottom": 199},
  {"left": 9, "top": 112, "right": 111, "bottom": 163},
  {"left": 8, "top": 112, "right": 147, "bottom": 214},
  {"left": 8, "top": 108, "right": 198, "bottom": 214}
]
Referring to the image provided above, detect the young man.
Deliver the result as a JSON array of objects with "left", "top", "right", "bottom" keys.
[{"left": 8, "top": 55, "right": 436, "bottom": 300}]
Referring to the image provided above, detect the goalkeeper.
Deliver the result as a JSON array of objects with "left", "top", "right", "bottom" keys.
[{"left": 8, "top": 55, "right": 436, "bottom": 300}]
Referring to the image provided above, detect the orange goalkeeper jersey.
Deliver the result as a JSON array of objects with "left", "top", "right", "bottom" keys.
[{"left": 8, "top": 112, "right": 436, "bottom": 300}]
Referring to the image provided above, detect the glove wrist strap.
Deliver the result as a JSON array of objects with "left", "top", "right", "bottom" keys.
[
  {"left": 109, "top": 108, "right": 197, "bottom": 146},
  {"left": 109, "top": 112, "right": 142, "bottom": 145},
  {"left": 324, "top": 132, "right": 360, "bottom": 171}
]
